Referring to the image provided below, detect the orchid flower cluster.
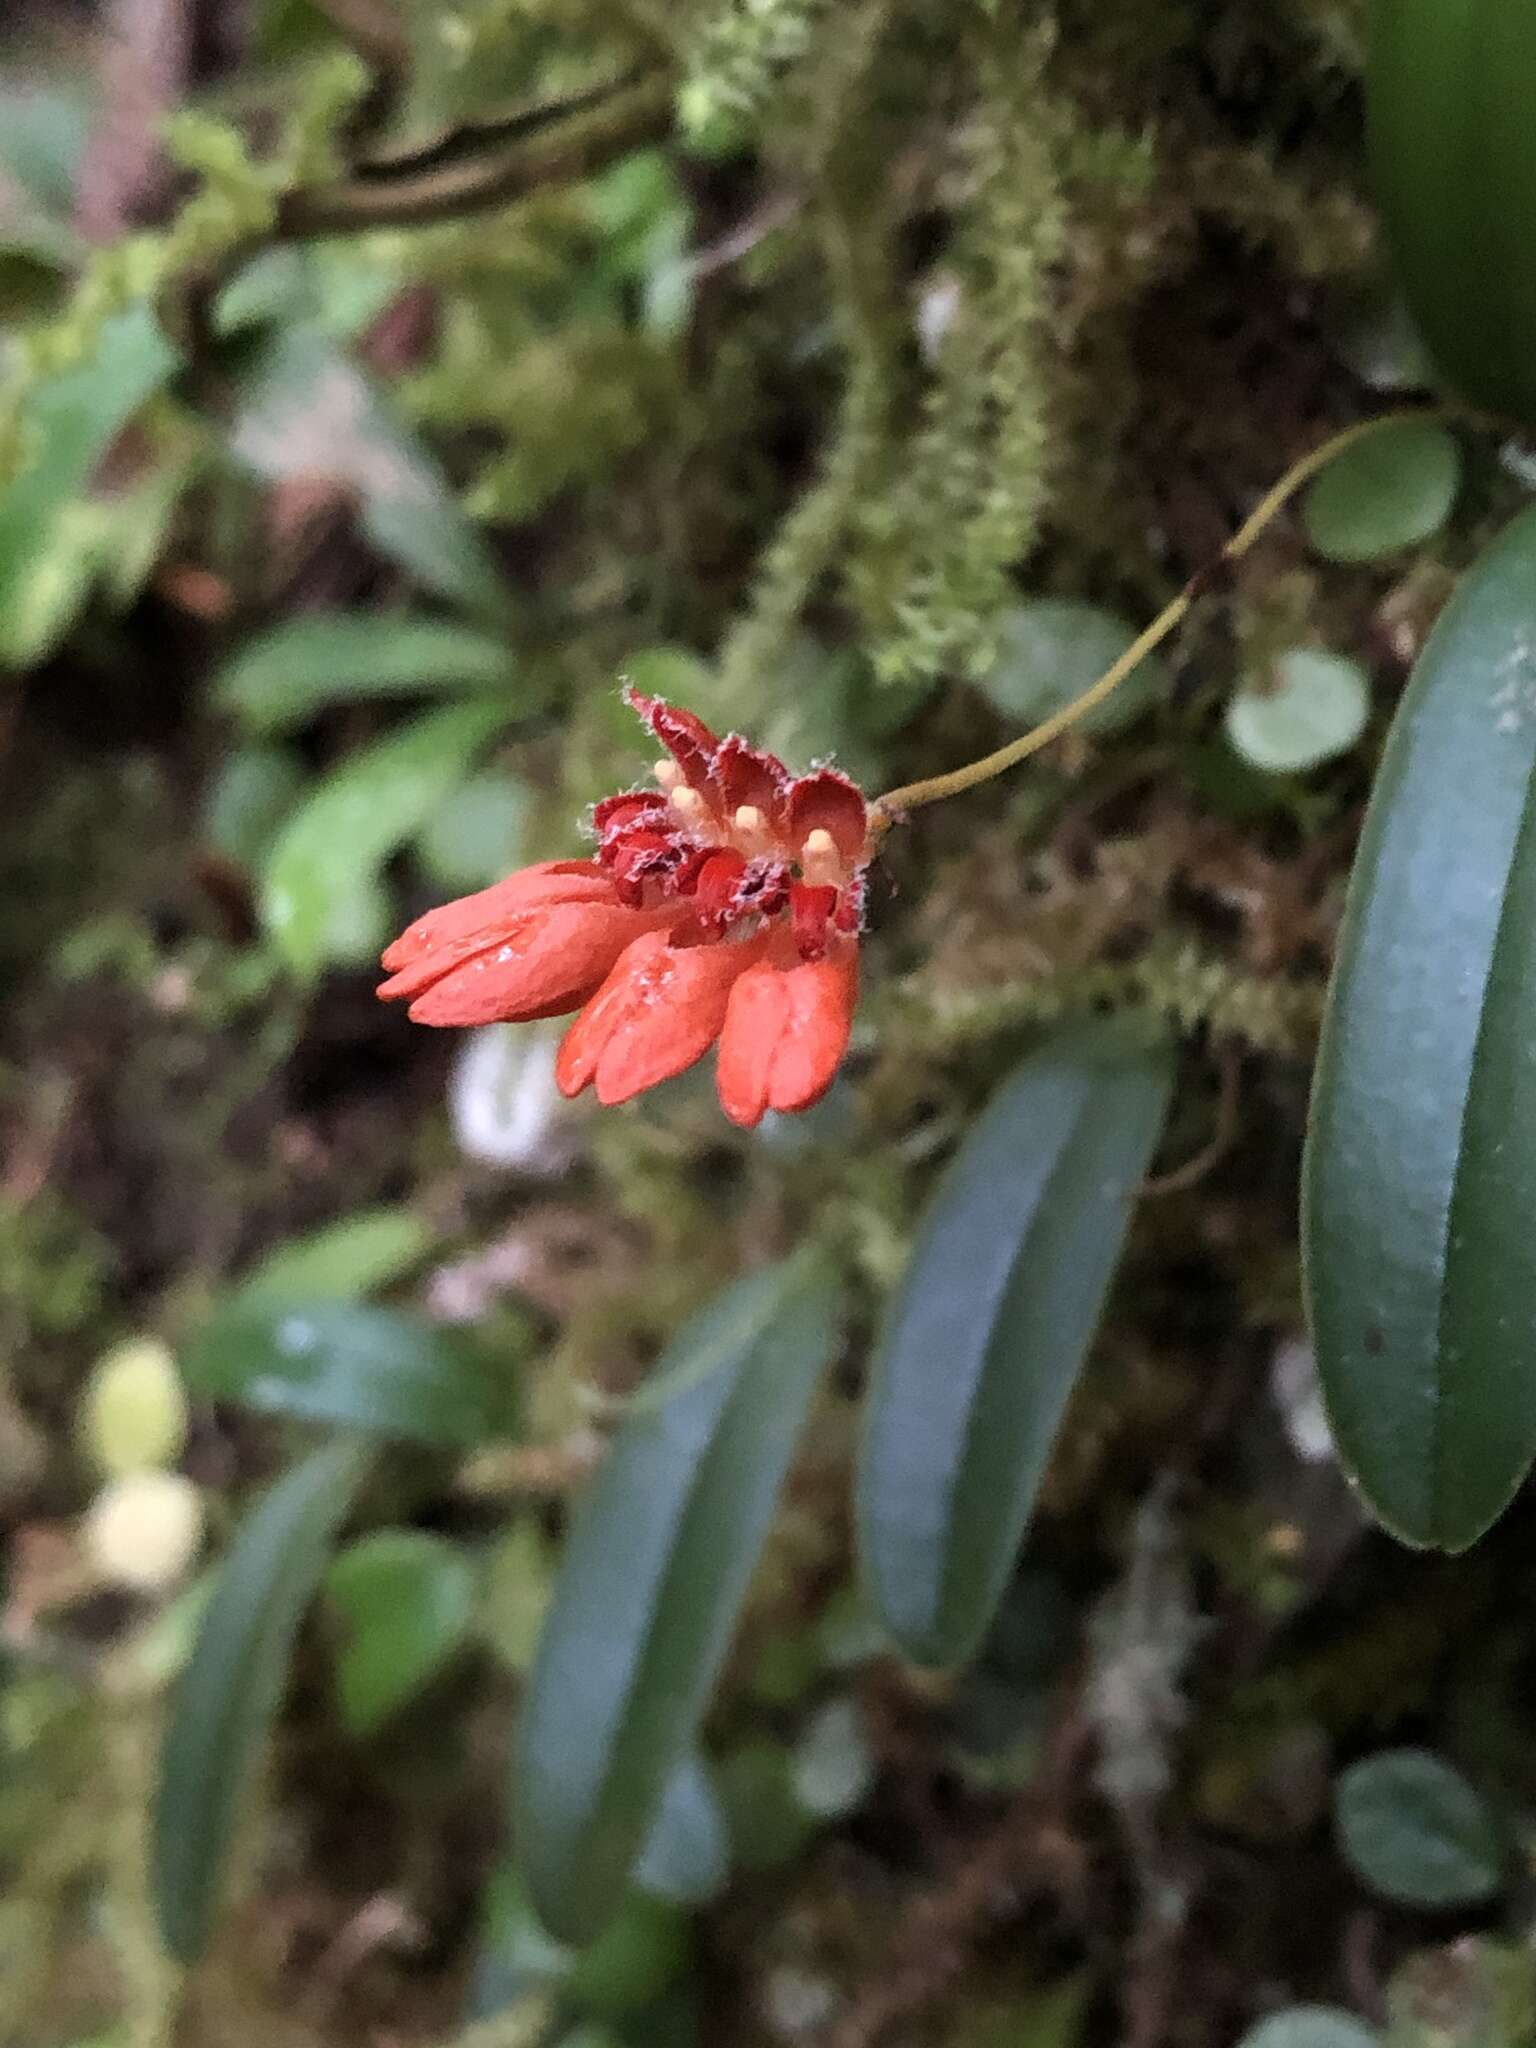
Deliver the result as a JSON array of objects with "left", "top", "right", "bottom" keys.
[
  {"left": 379, "top": 690, "right": 874, "bottom": 1126},
  {"left": 378, "top": 417, "right": 1383, "bottom": 1122}
]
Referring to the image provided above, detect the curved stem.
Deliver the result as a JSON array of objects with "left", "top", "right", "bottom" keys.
[
  {"left": 276, "top": 72, "right": 673, "bottom": 236},
  {"left": 869, "top": 405, "right": 1462, "bottom": 831}
]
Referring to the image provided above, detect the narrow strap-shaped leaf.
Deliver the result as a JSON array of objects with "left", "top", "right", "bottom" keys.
[
  {"left": 226, "top": 1207, "right": 433, "bottom": 1314},
  {"left": 515, "top": 1252, "right": 841, "bottom": 1945},
  {"left": 216, "top": 613, "right": 517, "bottom": 734},
  {"left": 1304, "top": 502, "right": 1536, "bottom": 1550},
  {"left": 1370, "top": 0, "right": 1536, "bottom": 425},
  {"left": 154, "top": 1437, "right": 372, "bottom": 1961},
  {"left": 858, "top": 1025, "right": 1174, "bottom": 1668},
  {"left": 259, "top": 700, "right": 505, "bottom": 978}
]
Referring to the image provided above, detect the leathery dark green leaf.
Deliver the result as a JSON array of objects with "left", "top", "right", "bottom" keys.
[
  {"left": 1304, "top": 502, "right": 1536, "bottom": 1550},
  {"left": 857, "top": 1024, "right": 1175, "bottom": 1669},
  {"left": 515, "top": 1251, "right": 841, "bottom": 1945},
  {"left": 1369, "top": 0, "right": 1536, "bottom": 424},
  {"left": 153, "top": 1437, "right": 371, "bottom": 1962}
]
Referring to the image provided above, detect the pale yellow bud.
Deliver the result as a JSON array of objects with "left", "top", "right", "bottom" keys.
[
  {"left": 79, "top": 1338, "right": 188, "bottom": 1476},
  {"left": 653, "top": 759, "right": 682, "bottom": 791},
  {"left": 84, "top": 1472, "right": 204, "bottom": 1592}
]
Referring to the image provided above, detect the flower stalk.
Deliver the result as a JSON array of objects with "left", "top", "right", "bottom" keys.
[{"left": 869, "top": 405, "right": 1462, "bottom": 833}]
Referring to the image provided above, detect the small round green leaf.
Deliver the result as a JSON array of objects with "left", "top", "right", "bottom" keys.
[
  {"left": 1304, "top": 503, "right": 1536, "bottom": 1548},
  {"left": 154, "top": 1438, "right": 372, "bottom": 1961},
  {"left": 182, "top": 1298, "right": 509, "bottom": 1447},
  {"left": 1237, "top": 2009, "right": 1379, "bottom": 2048},
  {"left": 858, "top": 1023, "right": 1174, "bottom": 1668},
  {"left": 515, "top": 1252, "right": 841, "bottom": 1944},
  {"left": 976, "top": 600, "right": 1168, "bottom": 737},
  {"left": 1335, "top": 1750, "right": 1503, "bottom": 1909},
  {"left": 1303, "top": 421, "right": 1460, "bottom": 563},
  {"left": 716, "top": 1741, "right": 816, "bottom": 1874},
  {"left": 326, "top": 1530, "right": 475, "bottom": 1736},
  {"left": 1226, "top": 650, "right": 1370, "bottom": 774}
]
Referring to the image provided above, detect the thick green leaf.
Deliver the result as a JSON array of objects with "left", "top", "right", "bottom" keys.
[
  {"left": 233, "top": 323, "right": 511, "bottom": 622},
  {"left": 326, "top": 1529, "right": 475, "bottom": 1736},
  {"left": 1303, "top": 420, "right": 1460, "bottom": 563},
  {"left": 471, "top": 1868, "right": 692, "bottom": 2024},
  {"left": 1369, "top": 2, "right": 1536, "bottom": 425},
  {"left": 229, "top": 1208, "right": 433, "bottom": 1313},
  {"left": 153, "top": 1437, "right": 371, "bottom": 1961},
  {"left": 515, "top": 1253, "right": 841, "bottom": 1944},
  {"left": 0, "top": 305, "right": 178, "bottom": 666},
  {"left": 858, "top": 1025, "right": 1175, "bottom": 1668},
  {"left": 1303, "top": 502, "right": 1536, "bottom": 1549},
  {"left": 1225, "top": 650, "right": 1371, "bottom": 775},
  {"left": 216, "top": 614, "right": 517, "bottom": 734},
  {"left": 181, "top": 1297, "right": 509, "bottom": 1446},
  {"left": 715, "top": 1740, "right": 814, "bottom": 1873},
  {"left": 260, "top": 700, "right": 504, "bottom": 977},
  {"left": 1335, "top": 1750, "right": 1504, "bottom": 1908}
]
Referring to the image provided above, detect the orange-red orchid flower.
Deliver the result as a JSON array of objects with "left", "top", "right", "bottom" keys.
[{"left": 378, "top": 689, "right": 872, "bottom": 1126}]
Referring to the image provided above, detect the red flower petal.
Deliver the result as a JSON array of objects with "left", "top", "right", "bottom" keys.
[
  {"left": 786, "top": 769, "right": 868, "bottom": 859},
  {"left": 623, "top": 687, "right": 721, "bottom": 796},
  {"left": 834, "top": 871, "right": 866, "bottom": 934},
  {"left": 555, "top": 929, "right": 765, "bottom": 1106},
  {"left": 379, "top": 861, "right": 613, "bottom": 984},
  {"left": 388, "top": 899, "right": 676, "bottom": 1025},
  {"left": 692, "top": 848, "right": 749, "bottom": 927},
  {"left": 712, "top": 735, "right": 790, "bottom": 827},
  {"left": 594, "top": 790, "right": 670, "bottom": 843},
  {"left": 716, "top": 944, "right": 859, "bottom": 1128},
  {"left": 608, "top": 827, "right": 679, "bottom": 880},
  {"left": 790, "top": 881, "right": 838, "bottom": 960}
]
